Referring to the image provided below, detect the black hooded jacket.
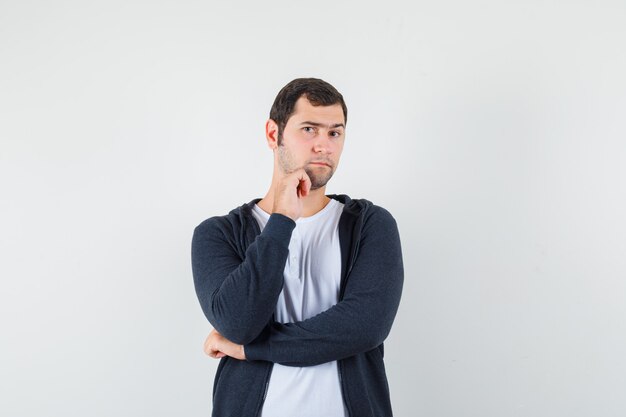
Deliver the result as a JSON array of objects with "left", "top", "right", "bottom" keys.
[{"left": 192, "top": 194, "right": 404, "bottom": 416}]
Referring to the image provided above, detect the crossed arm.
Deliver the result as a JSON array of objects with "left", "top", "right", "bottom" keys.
[
  {"left": 194, "top": 207, "right": 404, "bottom": 366},
  {"left": 192, "top": 213, "right": 296, "bottom": 345}
]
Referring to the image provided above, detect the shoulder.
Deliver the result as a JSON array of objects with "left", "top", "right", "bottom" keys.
[
  {"left": 194, "top": 214, "right": 233, "bottom": 236},
  {"left": 191, "top": 209, "right": 248, "bottom": 262},
  {"left": 330, "top": 194, "right": 395, "bottom": 220},
  {"left": 347, "top": 196, "right": 398, "bottom": 227},
  {"left": 366, "top": 202, "right": 396, "bottom": 221},
  {"left": 192, "top": 202, "right": 250, "bottom": 245},
  {"left": 333, "top": 194, "right": 400, "bottom": 238},
  {"left": 362, "top": 204, "right": 399, "bottom": 242}
]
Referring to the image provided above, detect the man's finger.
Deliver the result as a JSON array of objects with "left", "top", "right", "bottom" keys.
[
  {"left": 208, "top": 346, "right": 226, "bottom": 359},
  {"left": 204, "top": 331, "right": 217, "bottom": 355},
  {"left": 204, "top": 334, "right": 212, "bottom": 350},
  {"left": 297, "top": 169, "right": 311, "bottom": 198}
]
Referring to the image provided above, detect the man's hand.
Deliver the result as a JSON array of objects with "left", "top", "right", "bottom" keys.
[
  {"left": 203, "top": 329, "right": 246, "bottom": 360},
  {"left": 272, "top": 168, "right": 311, "bottom": 221}
]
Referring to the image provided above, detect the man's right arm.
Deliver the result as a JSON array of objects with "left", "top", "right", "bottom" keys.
[{"left": 191, "top": 212, "right": 295, "bottom": 345}]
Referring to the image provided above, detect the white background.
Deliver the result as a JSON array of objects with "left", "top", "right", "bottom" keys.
[{"left": 1, "top": 1, "right": 625, "bottom": 416}]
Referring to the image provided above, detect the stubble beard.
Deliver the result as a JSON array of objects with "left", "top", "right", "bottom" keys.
[
  {"left": 277, "top": 144, "right": 335, "bottom": 191},
  {"left": 305, "top": 165, "right": 334, "bottom": 190}
]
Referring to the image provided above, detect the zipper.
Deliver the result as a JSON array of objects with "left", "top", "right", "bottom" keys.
[
  {"left": 339, "top": 211, "right": 364, "bottom": 300},
  {"left": 337, "top": 207, "right": 365, "bottom": 417},
  {"left": 246, "top": 202, "right": 279, "bottom": 417},
  {"left": 254, "top": 311, "right": 277, "bottom": 417}
]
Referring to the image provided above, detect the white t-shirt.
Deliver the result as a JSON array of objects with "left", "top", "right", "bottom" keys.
[{"left": 251, "top": 198, "right": 347, "bottom": 417}]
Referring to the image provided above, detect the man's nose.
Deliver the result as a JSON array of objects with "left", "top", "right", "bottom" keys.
[{"left": 313, "top": 134, "right": 333, "bottom": 154}]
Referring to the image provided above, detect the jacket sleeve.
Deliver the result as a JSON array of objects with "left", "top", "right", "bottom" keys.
[
  {"left": 192, "top": 212, "right": 296, "bottom": 345},
  {"left": 244, "top": 207, "right": 404, "bottom": 366}
]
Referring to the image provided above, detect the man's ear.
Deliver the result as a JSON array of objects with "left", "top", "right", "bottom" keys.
[{"left": 265, "top": 119, "right": 279, "bottom": 149}]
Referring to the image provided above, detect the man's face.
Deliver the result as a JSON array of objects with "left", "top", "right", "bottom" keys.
[{"left": 276, "top": 96, "right": 345, "bottom": 190}]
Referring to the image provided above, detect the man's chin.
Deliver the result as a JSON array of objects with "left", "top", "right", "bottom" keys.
[
  {"left": 306, "top": 172, "right": 334, "bottom": 191},
  {"left": 309, "top": 175, "right": 330, "bottom": 190}
]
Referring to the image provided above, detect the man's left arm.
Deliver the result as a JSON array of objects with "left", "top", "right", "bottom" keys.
[{"left": 241, "top": 207, "right": 404, "bottom": 366}]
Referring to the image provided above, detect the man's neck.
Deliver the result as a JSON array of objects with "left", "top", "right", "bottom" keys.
[{"left": 257, "top": 187, "right": 331, "bottom": 219}]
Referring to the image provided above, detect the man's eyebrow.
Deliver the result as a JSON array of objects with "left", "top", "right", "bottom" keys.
[{"left": 299, "top": 121, "right": 345, "bottom": 129}]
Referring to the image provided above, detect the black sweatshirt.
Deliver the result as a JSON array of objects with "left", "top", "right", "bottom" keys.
[{"left": 192, "top": 194, "right": 404, "bottom": 417}]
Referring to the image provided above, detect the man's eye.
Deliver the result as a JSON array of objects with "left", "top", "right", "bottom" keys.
[
  {"left": 303, "top": 127, "right": 315, "bottom": 133},
  {"left": 330, "top": 131, "right": 340, "bottom": 137}
]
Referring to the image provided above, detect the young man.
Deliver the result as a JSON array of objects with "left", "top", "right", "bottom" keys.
[{"left": 192, "top": 78, "right": 404, "bottom": 417}]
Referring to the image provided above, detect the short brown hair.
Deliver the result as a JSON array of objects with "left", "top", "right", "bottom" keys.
[{"left": 269, "top": 78, "right": 348, "bottom": 145}]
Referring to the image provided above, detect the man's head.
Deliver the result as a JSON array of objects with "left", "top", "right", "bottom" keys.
[
  {"left": 266, "top": 78, "right": 348, "bottom": 190},
  {"left": 269, "top": 78, "right": 348, "bottom": 146}
]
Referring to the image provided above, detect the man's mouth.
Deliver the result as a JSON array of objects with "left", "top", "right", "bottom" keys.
[{"left": 309, "top": 161, "right": 331, "bottom": 167}]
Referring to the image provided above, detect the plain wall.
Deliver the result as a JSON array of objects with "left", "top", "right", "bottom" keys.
[{"left": 1, "top": 1, "right": 625, "bottom": 416}]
